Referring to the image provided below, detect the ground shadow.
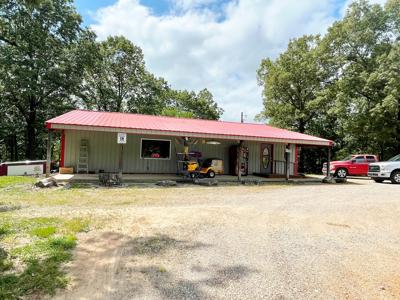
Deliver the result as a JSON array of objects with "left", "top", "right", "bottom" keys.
[{"left": 56, "top": 231, "right": 256, "bottom": 299}]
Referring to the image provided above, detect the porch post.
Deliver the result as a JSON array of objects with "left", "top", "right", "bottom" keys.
[
  {"left": 46, "top": 130, "right": 52, "bottom": 177},
  {"left": 285, "top": 144, "right": 290, "bottom": 181},
  {"left": 327, "top": 146, "right": 331, "bottom": 177},
  {"left": 118, "top": 144, "right": 124, "bottom": 177}
]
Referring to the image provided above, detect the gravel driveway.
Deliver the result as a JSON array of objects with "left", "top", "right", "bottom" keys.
[{"left": 48, "top": 179, "right": 399, "bottom": 300}]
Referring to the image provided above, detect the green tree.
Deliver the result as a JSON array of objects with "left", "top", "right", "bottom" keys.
[
  {"left": 81, "top": 36, "right": 147, "bottom": 112},
  {"left": 0, "top": 0, "right": 94, "bottom": 159},
  {"left": 257, "top": 35, "right": 332, "bottom": 134},
  {"left": 126, "top": 73, "right": 170, "bottom": 115},
  {"left": 323, "top": 0, "right": 399, "bottom": 158},
  {"left": 168, "top": 89, "right": 223, "bottom": 120}
]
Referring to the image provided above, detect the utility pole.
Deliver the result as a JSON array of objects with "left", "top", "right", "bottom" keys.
[{"left": 241, "top": 112, "right": 244, "bottom": 123}]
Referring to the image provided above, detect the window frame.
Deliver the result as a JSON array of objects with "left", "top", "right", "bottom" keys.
[{"left": 140, "top": 138, "right": 172, "bottom": 160}]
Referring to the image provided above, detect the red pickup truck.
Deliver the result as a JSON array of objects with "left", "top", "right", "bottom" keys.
[{"left": 322, "top": 154, "right": 379, "bottom": 178}]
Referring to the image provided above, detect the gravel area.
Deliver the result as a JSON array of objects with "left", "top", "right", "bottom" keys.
[{"left": 41, "top": 179, "right": 400, "bottom": 299}]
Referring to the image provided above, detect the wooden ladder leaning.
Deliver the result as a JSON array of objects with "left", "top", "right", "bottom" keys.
[{"left": 77, "top": 139, "right": 89, "bottom": 173}]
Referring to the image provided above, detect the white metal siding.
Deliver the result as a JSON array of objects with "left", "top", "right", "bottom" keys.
[{"left": 273, "top": 143, "right": 296, "bottom": 175}]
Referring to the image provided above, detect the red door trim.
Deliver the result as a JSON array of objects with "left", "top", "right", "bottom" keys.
[{"left": 60, "top": 130, "right": 65, "bottom": 168}]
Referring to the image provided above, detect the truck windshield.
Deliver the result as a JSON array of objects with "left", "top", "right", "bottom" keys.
[{"left": 388, "top": 154, "right": 400, "bottom": 161}]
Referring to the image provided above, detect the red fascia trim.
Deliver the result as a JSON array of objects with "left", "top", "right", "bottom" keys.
[
  {"left": 45, "top": 122, "right": 52, "bottom": 129},
  {"left": 60, "top": 130, "right": 65, "bottom": 168},
  {"left": 294, "top": 145, "right": 299, "bottom": 176}
]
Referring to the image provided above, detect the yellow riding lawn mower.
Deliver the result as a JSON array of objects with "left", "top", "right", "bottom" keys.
[{"left": 186, "top": 158, "right": 224, "bottom": 178}]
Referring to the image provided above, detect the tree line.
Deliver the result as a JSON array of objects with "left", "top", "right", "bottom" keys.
[
  {"left": 0, "top": 0, "right": 223, "bottom": 161},
  {"left": 257, "top": 0, "right": 400, "bottom": 172}
]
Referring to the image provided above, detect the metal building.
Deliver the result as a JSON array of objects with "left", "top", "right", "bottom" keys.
[{"left": 45, "top": 110, "right": 333, "bottom": 178}]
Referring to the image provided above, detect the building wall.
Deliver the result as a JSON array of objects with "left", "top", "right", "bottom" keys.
[
  {"left": 64, "top": 130, "right": 296, "bottom": 175},
  {"left": 273, "top": 143, "right": 296, "bottom": 175}
]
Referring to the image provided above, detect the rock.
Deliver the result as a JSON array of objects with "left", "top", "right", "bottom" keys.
[
  {"left": 156, "top": 180, "right": 177, "bottom": 187},
  {"left": 99, "top": 173, "right": 122, "bottom": 186},
  {"left": 195, "top": 178, "right": 218, "bottom": 186},
  {"left": 334, "top": 177, "right": 347, "bottom": 183},
  {"left": 63, "top": 183, "right": 72, "bottom": 189},
  {"left": 322, "top": 176, "right": 335, "bottom": 184},
  {"left": 35, "top": 177, "right": 58, "bottom": 188}
]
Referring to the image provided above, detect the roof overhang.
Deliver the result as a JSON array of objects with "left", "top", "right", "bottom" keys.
[{"left": 47, "top": 123, "right": 333, "bottom": 147}]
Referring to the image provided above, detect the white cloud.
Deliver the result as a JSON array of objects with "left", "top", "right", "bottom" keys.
[{"left": 91, "top": 0, "right": 374, "bottom": 121}]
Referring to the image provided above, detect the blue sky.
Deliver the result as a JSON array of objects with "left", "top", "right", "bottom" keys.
[
  {"left": 74, "top": 0, "right": 386, "bottom": 121},
  {"left": 75, "top": 0, "right": 171, "bottom": 25}
]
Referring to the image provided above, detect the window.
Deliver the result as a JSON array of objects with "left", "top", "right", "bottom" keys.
[
  {"left": 366, "top": 156, "right": 376, "bottom": 162},
  {"left": 354, "top": 155, "right": 366, "bottom": 163},
  {"left": 141, "top": 139, "right": 171, "bottom": 159},
  {"left": 389, "top": 154, "right": 400, "bottom": 162},
  {"left": 262, "top": 147, "right": 270, "bottom": 169}
]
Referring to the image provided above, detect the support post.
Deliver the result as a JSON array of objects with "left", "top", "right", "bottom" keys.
[
  {"left": 285, "top": 144, "right": 290, "bottom": 181},
  {"left": 118, "top": 144, "right": 124, "bottom": 177},
  {"left": 46, "top": 130, "right": 52, "bottom": 177},
  {"left": 60, "top": 130, "right": 65, "bottom": 168},
  {"left": 327, "top": 146, "right": 331, "bottom": 178}
]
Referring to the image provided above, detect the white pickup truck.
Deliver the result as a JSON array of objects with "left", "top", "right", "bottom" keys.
[{"left": 368, "top": 154, "right": 400, "bottom": 184}]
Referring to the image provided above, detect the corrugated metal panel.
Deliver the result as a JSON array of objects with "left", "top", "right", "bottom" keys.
[
  {"left": 273, "top": 143, "right": 296, "bottom": 175},
  {"left": 47, "top": 110, "right": 333, "bottom": 146}
]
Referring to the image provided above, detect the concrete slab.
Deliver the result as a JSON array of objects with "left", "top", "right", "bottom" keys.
[{"left": 52, "top": 173, "right": 324, "bottom": 184}]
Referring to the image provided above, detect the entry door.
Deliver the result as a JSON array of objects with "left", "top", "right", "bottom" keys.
[{"left": 260, "top": 144, "right": 273, "bottom": 174}]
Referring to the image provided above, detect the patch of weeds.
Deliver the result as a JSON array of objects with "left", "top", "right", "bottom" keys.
[
  {"left": 49, "top": 235, "right": 76, "bottom": 251},
  {"left": 0, "top": 223, "right": 11, "bottom": 238},
  {"left": 0, "top": 216, "right": 88, "bottom": 299},
  {"left": 63, "top": 218, "right": 90, "bottom": 233},
  {"left": 0, "top": 176, "right": 36, "bottom": 189},
  {"left": 70, "top": 183, "right": 94, "bottom": 189},
  {"left": 31, "top": 226, "right": 56, "bottom": 238},
  {"left": 1, "top": 241, "right": 72, "bottom": 299},
  {"left": 0, "top": 248, "right": 13, "bottom": 272},
  {"left": 158, "top": 266, "right": 167, "bottom": 273}
]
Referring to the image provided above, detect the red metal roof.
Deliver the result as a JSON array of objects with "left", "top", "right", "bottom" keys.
[{"left": 46, "top": 110, "right": 333, "bottom": 146}]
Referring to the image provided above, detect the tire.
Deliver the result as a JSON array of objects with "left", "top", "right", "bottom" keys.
[
  {"left": 335, "top": 168, "right": 348, "bottom": 178},
  {"left": 208, "top": 170, "right": 215, "bottom": 178},
  {"left": 372, "top": 178, "right": 384, "bottom": 183},
  {"left": 390, "top": 170, "right": 400, "bottom": 184}
]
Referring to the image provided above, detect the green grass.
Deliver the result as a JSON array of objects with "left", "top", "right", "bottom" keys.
[
  {"left": 0, "top": 176, "right": 36, "bottom": 188},
  {"left": 31, "top": 226, "right": 56, "bottom": 238},
  {"left": 63, "top": 219, "right": 90, "bottom": 233},
  {"left": 0, "top": 216, "right": 89, "bottom": 299}
]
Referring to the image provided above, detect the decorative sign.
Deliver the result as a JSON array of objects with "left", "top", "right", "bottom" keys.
[{"left": 117, "top": 132, "right": 127, "bottom": 144}]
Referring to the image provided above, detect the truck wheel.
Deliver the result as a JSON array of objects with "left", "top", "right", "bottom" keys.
[
  {"left": 208, "top": 170, "right": 215, "bottom": 178},
  {"left": 372, "top": 178, "right": 384, "bottom": 183},
  {"left": 390, "top": 170, "right": 400, "bottom": 184},
  {"left": 335, "top": 168, "right": 347, "bottom": 178}
]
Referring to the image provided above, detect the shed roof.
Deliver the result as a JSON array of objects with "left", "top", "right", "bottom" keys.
[{"left": 46, "top": 110, "right": 333, "bottom": 146}]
